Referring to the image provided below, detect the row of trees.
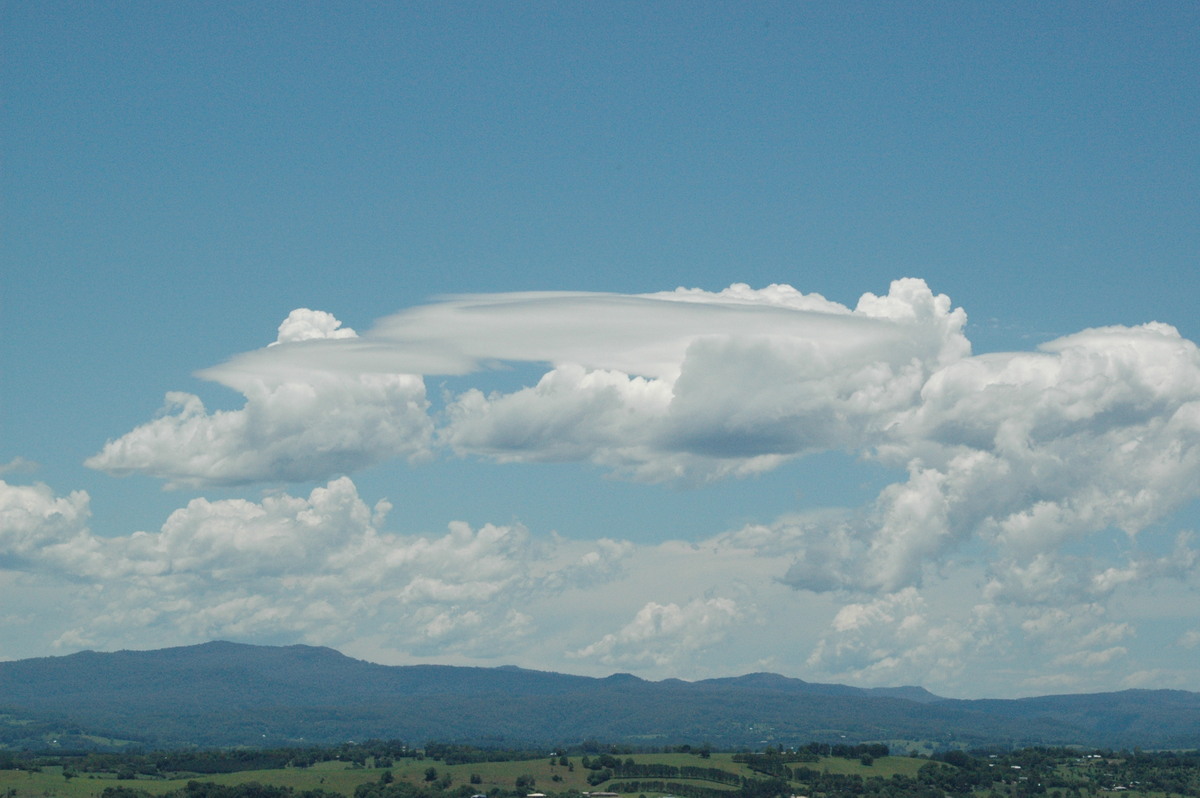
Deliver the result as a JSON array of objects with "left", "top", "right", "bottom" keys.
[
  {"left": 101, "top": 783, "right": 344, "bottom": 798},
  {"left": 7, "top": 740, "right": 419, "bottom": 778},
  {"left": 7, "top": 741, "right": 1200, "bottom": 798}
]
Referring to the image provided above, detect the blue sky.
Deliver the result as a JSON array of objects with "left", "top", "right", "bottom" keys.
[{"left": 3, "top": 2, "right": 1199, "bottom": 698}]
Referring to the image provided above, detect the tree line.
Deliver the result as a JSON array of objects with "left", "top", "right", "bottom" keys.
[{"left": 5, "top": 740, "right": 1200, "bottom": 798}]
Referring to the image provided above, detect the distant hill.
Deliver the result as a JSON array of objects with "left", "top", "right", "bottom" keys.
[{"left": 1, "top": 641, "right": 1197, "bottom": 750}]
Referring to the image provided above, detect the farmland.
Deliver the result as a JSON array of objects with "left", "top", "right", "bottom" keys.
[{"left": 3, "top": 744, "right": 1199, "bottom": 798}]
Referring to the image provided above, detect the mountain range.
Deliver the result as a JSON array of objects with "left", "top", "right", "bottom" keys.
[{"left": 2, "top": 641, "right": 1197, "bottom": 750}]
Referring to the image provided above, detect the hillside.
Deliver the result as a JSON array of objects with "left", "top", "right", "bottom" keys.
[{"left": 1, "top": 642, "right": 1197, "bottom": 750}]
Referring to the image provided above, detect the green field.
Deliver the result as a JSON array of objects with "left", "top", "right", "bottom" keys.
[
  {"left": 0, "top": 753, "right": 935, "bottom": 798},
  {"left": 5, "top": 748, "right": 1198, "bottom": 798}
]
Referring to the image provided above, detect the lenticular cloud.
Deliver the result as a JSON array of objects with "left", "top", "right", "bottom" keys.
[
  {"left": 392, "top": 277, "right": 970, "bottom": 482},
  {"left": 87, "top": 278, "right": 972, "bottom": 485}
]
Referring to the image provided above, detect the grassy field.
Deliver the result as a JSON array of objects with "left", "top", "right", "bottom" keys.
[
  {"left": 0, "top": 762, "right": 387, "bottom": 798},
  {"left": 0, "top": 754, "right": 933, "bottom": 798}
]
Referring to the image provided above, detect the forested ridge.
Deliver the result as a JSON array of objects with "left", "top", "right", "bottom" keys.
[{"left": 2, "top": 643, "right": 1199, "bottom": 750}]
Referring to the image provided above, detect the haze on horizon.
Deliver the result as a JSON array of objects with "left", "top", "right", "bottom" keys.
[{"left": 3, "top": 2, "right": 1198, "bottom": 700}]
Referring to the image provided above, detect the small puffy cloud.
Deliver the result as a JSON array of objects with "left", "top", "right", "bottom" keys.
[
  {"left": 1121, "top": 668, "right": 1199, "bottom": 690},
  {"left": 0, "top": 480, "right": 90, "bottom": 562},
  {"left": 86, "top": 377, "right": 431, "bottom": 488},
  {"left": 895, "top": 322, "right": 1200, "bottom": 510},
  {"left": 405, "top": 607, "right": 534, "bottom": 658},
  {"left": 714, "top": 510, "right": 868, "bottom": 593},
  {"left": 982, "top": 534, "right": 1199, "bottom": 608},
  {"left": 270, "top": 309, "right": 357, "bottom": 346},
  {"left": 442, "top": 365, "right": 673, "bottom": 468},
  {"left": 119, "top": 476, "right": 380, "bottom": 580},
  {"left": 1008, "top": 605, "right": 1138, "bottom": 692},
  {"left": 1049, "top": 647, "right": 1127, "bottom": 668},
  {"left": 571, "top": 597, "right": 743, "bottom": 668},
  {"left": 0, "top": 457, "right": 38, "bottom": 475},
  {"left": 804, "top": 588, "right": 982, "bottom": 688},
  {"left": 1019, "top": 606, "right": 1130, "bottom": 646}
]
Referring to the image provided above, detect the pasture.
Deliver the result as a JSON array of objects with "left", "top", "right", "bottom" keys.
[{"left": 0, "top": 752, "right": 930, "bottom": 798}]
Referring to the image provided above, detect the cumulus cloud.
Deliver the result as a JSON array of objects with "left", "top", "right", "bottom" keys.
[
  {"left": 800, "top": 588, "right": 1147, "bottom": 694},
  {"left": 570, "top": 597, "right": 744, "bottom": 668},
  {"left": 84, "top": 285, "right": 1200, "bottom": 544},
  {"left": 438, "top": 279, "right": 969, "bottom": 481},
  {"left": 804, "top": 588, "right": 985, "bottom": 688},
  {"left": 87, "top": 311, "right": 433, "bottom": 487},
  {"left": 744, "top": 321, "right": 1200, "bottom": 598},
  {"left": 270, "top": 309, "right": 358, "bottom": 346},
  {"left": 0, "top": 457, "right": 38, "bottom": 475},
  {"left": 2, "top": 468, "right": 1198, "bottom": 693},
  {"left": 0, "top": 480, "right": 93, "bottom": 568},
  {"left": 442, "top": 365, "right": 673, "bottom": 468},
  {"left": 55, "top": 278, "right": 1200, "bottom": 692},
  {"left": 0, "top": 477, "right": 632, "bottom": 660},
  {"left": 88, "top": 279, "right": 970, "bottom": 486},
  {"left": 0, "top": 477, "right": 780, "bottom": 677},
  {"left": 1000, "top": 604, "right": 1142, "bottom": 692}
]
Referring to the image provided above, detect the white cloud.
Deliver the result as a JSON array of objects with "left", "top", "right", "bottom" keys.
[
  {"left": 981, "top": 534, "right": 1198, "bottom": 608},
  {"left": 437, "top": 279, "right": 968, "bottom": 481},
  {"left": 89, "top": 283, "right": 1200, "bottom": 609},
  {"left": 748, "top": 321, "right": 1200, "bottom": 599},
  {"left": 0, "top": 477, "right": 637, "bottom": 664},
  {"left": 999, "top": 605, "right": 1142, "bottom": 692},
  {"left": 804, "top": 588, "right": 985, "bottom": 689},
  {"left": 1049, "top": 646, "right": 1127, "bottom": 668},
  {"left": 86, "top": 310, "right": 433, "bottom": 487},
  {"left": 1121, "top": 668, "right": 1200, "bottom": 690},
  {"left": 0, "top": 457, "right": 38, "bottom": 475},
  {"left": 2, "top": 471, "right": 1199, "bottom": 694},
  {"left": 404, "top": 607, "right": 535, "bottom": 658},
  {"left": 0, "top": 477, "right": 778, "bottom": 677},
  {"left": 270, "top": 308, "right": 358, "bottom": 346},
  {"left": 0, "top": 480, "right": 90, "bottom": 561},
  {"left": 89, "top": 279, "right": 969, "bottom": 486},
  {"left": 38, "top": 278, "right": 1200, "bottom": 694},
  {"left": 442, "top": 365, "right": 674, "bottom": 468},
  {"left": 571, "top": 597, "right": 744, "bottom": 668}
]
